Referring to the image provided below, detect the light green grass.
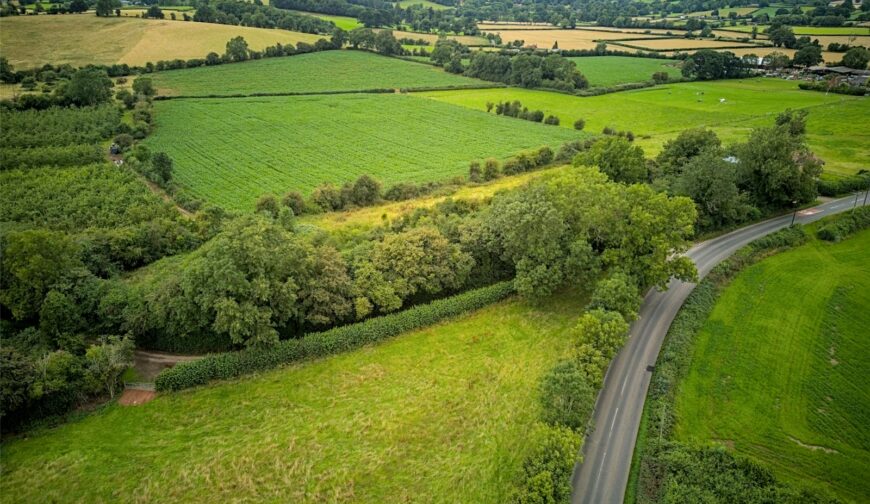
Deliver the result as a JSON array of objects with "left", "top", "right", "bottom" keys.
[
  {"left": 286, "top": 9, "right": 363, "bottom": 30},
  {"left": 567, "top": 56, "right": 682, "bottom": 87},
  {"left": 145, "top": 93, "right": 580, "bottom": 210},
  {"left": 0, "top": 292, "right": 583, "bottom": 503},
  {"left": 396, "top": 0, "right": 452, "bottom": 10},
  {"left": 416, "top": 78, "right": 869, "bottom": 175},
  {"left": 151, "top": 50, "right": 486, "bottom": 96},
  {"left": 672, "top": 228, "right": 870, "bottom": 503}
]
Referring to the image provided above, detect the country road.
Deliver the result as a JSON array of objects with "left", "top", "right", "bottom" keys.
[{"left": 571, "top": 191, "right": 870, "bottom": 504}]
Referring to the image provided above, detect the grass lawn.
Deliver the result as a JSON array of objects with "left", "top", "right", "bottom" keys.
[
  {"left": 567, "top": 56, "right": 682, "bottom": 87},
  {"left": 672, "top": 228, "right": 870, "bottom": 503},
  {"left": 287, "top": 10, "right": 363, "bottom": 30},
  {"left": 145, "top": 93, "right": 581, "bottom": 211},
  {"left": 0, "top": 15, "right": 324, "bottom": 68},
  {"left": 0, "top": 292, "right": 584, "bottom": 503},
  {"left": 151, "top": 50, "right": 488, "bottom": 96},
  {"left": 416, "top": 78, "right": 869, "bottom": 175}
]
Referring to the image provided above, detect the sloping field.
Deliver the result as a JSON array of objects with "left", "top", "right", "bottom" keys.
[
  {"left": 482, "top": 28, "right": 663, "bottom": 50},
  {"left": 725, "top": 25, "right": 870, "bottom": 36},
  {"left": 416, "top": 78, "right": 869, "bottom": 175},
  {"left": 616, "top": 37, "right": 759, "bottom": 50},
  {"left": 387, "top": 29, "right": 488, "bottom": 46},
  {"left": 673, "top": 229, "right": 870, "bottom": 502},
  {"left": 152, "top": 50, "right": 488, "bottom": 96},
  {"left": 568, "top": 56, "right": 682, "bottom": 86},
  {"left": 0, "top": 15, "right": 323, "bottom": 68},
  {"left": 663, "top": 46, "right": 842, "bottom": 64},
  {"left": 286, "top": 10, "right": 362, "bottom": 30},
  {"left": 0, "top": 292, "right": 583, "bottom": 503},
  {"left": 146, "top": 93, "right": 580, "bottom": 210}
]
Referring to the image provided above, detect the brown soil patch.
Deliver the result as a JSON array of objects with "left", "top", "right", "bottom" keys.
[
  {"left": 789, "top": 436, "right": 838, "bottom": 454},
  {"left": 118, "top": 389, "right": 156, "bottom": 406}
]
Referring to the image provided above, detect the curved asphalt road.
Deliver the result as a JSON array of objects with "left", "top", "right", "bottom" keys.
[{"left": 571, "top": 191, "right": 869, "bottom": 504}]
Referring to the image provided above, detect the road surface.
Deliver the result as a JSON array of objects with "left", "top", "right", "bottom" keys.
[{"left": 571, "top": 192, "right": 869, "bottom": 504}]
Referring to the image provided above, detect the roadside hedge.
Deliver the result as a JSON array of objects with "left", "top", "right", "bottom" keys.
[
  {"left": 155, "top": 281, "right": 515, "bottom": 391},
  {"left": 817, "top": 172, "right": 870, "bottom": 197},
  {"left": 817, "top": 206, "right": 870, "bottom": 242},
  {"left": 633, "top": 225, "right": 817, "bottom": 503}
]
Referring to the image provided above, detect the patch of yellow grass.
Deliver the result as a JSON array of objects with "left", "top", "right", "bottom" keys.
[
  {"left": 482, "top": 28, "right": 663, "bottom": 50},
  {"left": 623, "top": 38, "right": 759, "bottom": 50},
  {"left": 0, "top": 15, "right": 323, "bottom": 68}
]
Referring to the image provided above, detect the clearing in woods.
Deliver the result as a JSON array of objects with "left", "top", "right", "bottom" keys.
[
  {"left": 0, "top": 291, "right": 585, "bottom": 503},
  {"left": 150, "top": 50, "right": 490, "bottom": 96},
  {"left": 673, "top": 228, "right": 870, "bottom": 503},
  {"left": 416, "top": 78, "right": 870, "bottom": 175},
  {"left": 0, "top": 15, "right": 324, "bottom": 68},
  {"left": 145, "top": 93, "right": 581, "bottom": 210}
]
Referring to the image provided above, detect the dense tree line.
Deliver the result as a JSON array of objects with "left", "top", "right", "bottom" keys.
[
  {"left": 460, "top": 51, "right": 589, "bottom": 91},
  {"left": 681, "top": 49, "right": 749, "bottom": 80},
  {"left": 192, "top": 0, "right": 335, "bottom": 33}
]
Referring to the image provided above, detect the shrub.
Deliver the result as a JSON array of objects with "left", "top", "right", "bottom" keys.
[
  {"left": 469, "top": 160, "right": 483, "bottom": 182},
  {"left": 573, "top": 118, "right": 586, "bottom": 131},
  {"left": 512, "top": 424, "right": 581, "bottom": 504},
  {"left": 652, "top": 71, "right": 670, "bottom": 83},
  {"left": 817, "top": 207, "right": 870, "bottom": 242},
  {"left": 544, "top": 115, "right": 560, "bottom": 125},
  {"left": 502, "top": 158, "right": 522, "bottom": 175},
  {"left": 535, "top": 146, "right": 554, "bottom": 166},
  {"left": 350, "top": 174, "right": 382, "bottom": 206},
  {"left": 155, "top": 281, "right": 515, "bottom": 391},
  {"left": 255, "top": 193, "right": 280, "bottom": 218},
  {"left": 281, "top": 190, "right": 306, "bottom": 215},
  {"left": 588, "top": 271, "right": 641, "bottom": 321},
  {"left": 539, "top": 360, "right": 595, "bottom": 430},
  {"left": 817, "top": 172, "right": 870, "bottom": 196},
  {"left": 483, "top": 158, "right": 501, "bottom": 180}
]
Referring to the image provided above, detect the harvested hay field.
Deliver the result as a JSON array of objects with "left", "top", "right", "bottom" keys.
[
  {"left": 483, "top": 28, "right": 664, "bottom": 50},
  {"left": 0, "top": 15, "right": 324, "bottom": 68},
  {"left": 618, "top": 37, "right": 760, "bottom": 50}
]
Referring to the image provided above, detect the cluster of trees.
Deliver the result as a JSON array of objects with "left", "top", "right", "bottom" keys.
[
  {"left": 191, "top": 0, "right": 335, "bottom": 34},
  {"left": 460, "top": 51, "right": 589, "bottom": 91},
  {"left": 756, "top": 2, "right": 867, "bottom": 28},
  {"left": 345, "top": 28, "right": 404, "bottom": 55},
  {"left": 486, "top": 99, "right": 560, "bottom": 125},
  {"left": 681, "top": 49, "right": 749, "bottom": 80}
]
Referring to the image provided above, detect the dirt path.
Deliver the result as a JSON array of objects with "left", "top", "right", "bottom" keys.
[{"left": 132, "top": 350, "right": 203, "bottom": 382}]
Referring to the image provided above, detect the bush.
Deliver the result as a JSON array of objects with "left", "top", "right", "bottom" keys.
[
  {"left": 512, "top": 424, "right": 581, "bottom": 504},
  {"left": 588, "top": 271, "right": 640, "bottom": 321},
  {"left": 539, "top": 360, "right": 595, "bottom": 430},
  {"left": 817, "top": 207, "right": 870, "bottom": 242},
  {"left": 535, "top": 146, "right": 554, "bottom": 166},
  {"left": 155, "top": 281, "right": 515, "bottom": 391},
  {"left": 817, "top": 172, "right": 870, "bottom": 196},
  {"left": 544, "top": 115, "right": 560, "bottom": 126},
  {"left": 469, "top": 160, "right": 482, "bottom": 183},
  {"left": 483, "top": 158, "right": 500, "bottom": 181},
  {"left": 281, "top": 190, "right": 306, "bottom": 215},
  {"left": 573, "top": 118, "right": 586, "bottom": 131}
]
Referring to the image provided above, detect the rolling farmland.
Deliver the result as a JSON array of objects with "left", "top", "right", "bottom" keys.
[
  {"left": 0, "top": 15, "right": 324, "bottom": 68},
  {"left": 568, "top": 56, "right": 682, "bottom": 86},
  {"left": 480, "top": 28, "right": 663, "bottom": 50},
  {"left": 151, "top": 50, "right": 489, "bottom": 96},
  {"left": 673, "top": 229, "right": 870, "bottom": 502},
  {"left": 146, "top": 93, "right": 580, "bottom": 210},
  {"left": 417, "top": 78, "right": 870, "bottom": 175},
  {"left": 0, "top": 292, "right": 583, "bottom": 503}
]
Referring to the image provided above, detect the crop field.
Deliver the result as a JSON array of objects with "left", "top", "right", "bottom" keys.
[
  {"left": 672, "top": 229, "right": 870, "bottom": 503},
  {"left": 568, "top": 56, "right": 682, "bottom": 86},
  {"left": 416, "top": 78, "right": 869, "bottom": 175},
  {"left": 613, "top": 37, "right": 759, "bottom": 50},
  {"left": 480, "top": 28, "right": 663, "bottom": 50},
  {"left": 0, "top": 15, "right": 324, "bottom": 68},
  {"left": 810, "top": 35, "right": 870, "bottom": 48},
  {"left": 145, "top": 93, "right": 580, "bottom": 210},
  {"left": 151, "top": 50, "right": 488, "bottom": 96},
  {"left": 0, "top": 291, "right": 584, "bottom": 503}
]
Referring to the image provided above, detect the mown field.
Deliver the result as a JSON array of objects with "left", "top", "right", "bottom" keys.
[
  {"left": 568, "top": 56, "right": 682, "bottom": 87},
  {"left": 0, "top": 15, "right": 323, "bottom": 68},
  {"left": 672, "top": 228, "right": 870, "bottom": 503},
  {"left": 480, "top": 28, "right": 662, "bottom": 50},
  {"left": 0, "top": 292, "right": 583, "bottom": 503},
  {"left": 417, "top": 78, "right": 869, "bottom": 175},
  {"left": 286, "top": 10, "right": 363, "bottom": 30},
  {"left": 724, "top": 24, "right": 870, "bottom": 36},
  {"left": 146, "top": 93, "right": 580, "bottom": 210},
  {"left": 615, "top": 37, "right": 758, "bottom": 50},
  {"left": 151, "top": 50, "right": 488, "bottom": 96}
]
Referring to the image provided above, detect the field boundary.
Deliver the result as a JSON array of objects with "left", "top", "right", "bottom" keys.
[{"left": 154, "top": 83, "right": 507, "bottom": 100}]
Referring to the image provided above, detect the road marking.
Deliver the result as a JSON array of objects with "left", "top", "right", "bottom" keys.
[
  {"left": 610, "top": 408, "right": 619, "bottom": 433},
  {"left": 620, "top": 375, "right": 629, "bottom": 396},
  {"left": 596, "top": 451, "right": 607, "bottom": 482}
]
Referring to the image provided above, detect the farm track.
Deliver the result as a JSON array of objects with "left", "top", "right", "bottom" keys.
[{"left": 571, "top": 192, "right": 870, "bottom": 503}]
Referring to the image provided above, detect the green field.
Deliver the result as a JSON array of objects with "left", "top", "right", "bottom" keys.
[
  {"left": 146, "top": 93, "right": 580, "bottom": 210},
  {"left": 725, "top": 24, "right": 870, "bottom": 35},
  {"left": 287, "top": 10, "right": 363, "bottom": 30},
  {"left": 416, "top": 78, "right": 870, "bottom": 175},
  {"left": 151, "top": 50, "right": 488, "bottom": 96},
  {"left": 673, "top": 228, "right": 870, "bottom": 502},
  {"left": 0, "top": 291, "right": 583, "bottom": 503},
  {"left": 396, "top": 0, "right": 452, "bottom": 10},
  {"left": 568, "top": 56, "right": 683, "bottom": 87}
]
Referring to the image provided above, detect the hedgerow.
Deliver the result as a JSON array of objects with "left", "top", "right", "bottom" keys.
[
  {"left": 817, "top": 206, "right": 870, "bottom": 242},
  {"left": 155, "top": 281, "right": 515, "bottom": 391},
  {"left": 817, "top": 172, "right": 870, "bottom": 196}
]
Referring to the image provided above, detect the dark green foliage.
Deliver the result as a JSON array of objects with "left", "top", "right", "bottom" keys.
[
  {"left": 841, "top": 47, "right": 869, "bottom": 70},
  {"left": 793, "top": 44, "right": 823, "bottom": 67},
  {"left": 817, "top": 172, "right": 870, "bottom": 196},
  {"left": 512, "top": 425, "right": 582, "bottom": 504},
  {"left": 817, "top": 207, "right": 870, "bottom": 242},
  {"left": 282, "top": 191, "right": 306, "bottom": 215},
  {"left": 469, "top": 161, "right": 483, "bottom": 183},
  {"left": 350, "top": 174, "right": 382, "bottom": 206},
  {"left": 573, "top": 118, "right": 586, "bottom": 131},
  {"left": 575, "top": 136, "right": 648, "bottom": 184},
  {"left": 656, "top": 128, "right": 722, "bottom": 176},
  {"left": 465, "top": 52, "right": 588, "bottom": 91},
  {"left": 63, "top": 68, "right": 114, "bottom": 107},
  {"left": 539, "top": 360, "right": 595, "bottom": 430},
  {"left": 681, "top": 49, "right": 749, "bottom": 80},
  {"left": 255, "top": 193, "right": 281, "bottom": 218},
  {"left": 588, "top": 271, "right": 641, "bottom": 322},
  {"left": 483, "top": 158, "right": 500, "bottom": 180},
  {"left": 155, "top": 281, "right": 515, "bottom": 391}
]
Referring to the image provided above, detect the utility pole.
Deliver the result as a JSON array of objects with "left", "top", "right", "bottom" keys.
[{"left": 791, "top": 200, "right": 798, "bottom": 226}]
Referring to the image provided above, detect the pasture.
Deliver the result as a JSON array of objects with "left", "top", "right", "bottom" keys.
[
  {"left": 0, "top": 15, "right": 323, "bottom": 68},
  {"left": 151, "top": 50, "right": 487, "bottom": 96},
  {"left": 568, "top": 56, "right": 682, "bottom": 86},
  {"left": 0, "top": 292, "right": 583, "bottom": 503},
  {"left": 417, "top": 78, "right": 869, "bottom": 175},
  {"left": 145, "top": 93, "right": 580, "bottom": 210},
  {"left": 673, "top": 228, "right": 870, "bottom": 503},
  {"left": 287, "top": 10, "right": 363, "bottom": 30},
  {"left": 396, "top": 0, "right": 452, "bottom": 10},
  {"left": 725, "top": 25, "right": 870, "bottom": 36}
]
